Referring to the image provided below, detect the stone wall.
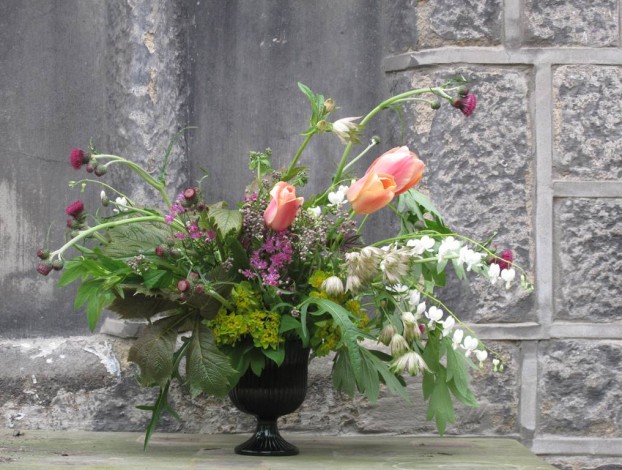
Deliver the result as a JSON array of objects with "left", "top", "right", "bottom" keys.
[{"left": 1, "top": 2, "right": 621, "bottom": 469}]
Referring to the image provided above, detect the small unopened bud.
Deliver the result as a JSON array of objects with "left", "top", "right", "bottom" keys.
[
  {"left": 378, "top": 324, "right": 397, "bottom": 345},
  {"left": 170, "top": 248, "right": 181, "bottom": 258},
  {"left": 430, "top": 100, "right": 441, "bottom": 110},
  {"left": 36, "top": 262, "right": 53, "bottom": 276},
  {"left": 457, "top": 86, "right": 470, "bottom": 97},
  {"left": 193, "top": 284, "right": 205, "bottom": 295},
  {"left": 177, "top": 279, "right": 191, "bottom": 292},
  {"left": 323, "top": 98, "right": 335, "bottom": 113},
  {"left": 51, "top": 259, "right": 65, "bottom": 271},
  {"left": 94, "top": 166, "right": 107, "bottom": 177},
  {"left": 100, "top": 191, "right": 109, "bottom": 207},
  {"left": 316, "top": 120, "right": 329, "bottom": 132},
  {"left": 37, "top": 249, "right": 50, "bottom": 260},
  {"left": 178, "top": 293, "right": 187, "bottom": 302},
  {"left": 86, "top": 162, "right": 96, "bottom": 173},
  {"left": 155, "top": 245, "right": 168, "bottom": 258}
]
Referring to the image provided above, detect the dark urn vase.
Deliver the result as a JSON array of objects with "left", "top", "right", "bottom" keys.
[{"left": 228, "top": 340, "right": 310, "bottom": 456}]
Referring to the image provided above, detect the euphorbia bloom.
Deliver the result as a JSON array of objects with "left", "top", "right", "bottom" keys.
[
  {"left": 264, "top": 182, "right": 304, "bottom": 231},
  {"left": 347, "top": 146, "right": 424, "bottom": 214}
]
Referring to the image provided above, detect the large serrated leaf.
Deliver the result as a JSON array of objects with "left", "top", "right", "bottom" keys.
[
  {"left": 102, "top": 222, "right": 171, "bottom": 258},
  {"left": 107, "top": 290, "right": 179, "bottom": 319},
  {"left": 209, "top": 206, "right": 242, "bottom": 238},
  {"left": 186, "top": 324, "right": 238, "bottom": 398},
  {"left": 425, "top": 367, "right": 455, "bottom": 435},
  {"left": 332, "top": 350, "right": 356, "bottom": 397},
  {"left": 128, "top": 316, "right": 180, "bottom": 387}
]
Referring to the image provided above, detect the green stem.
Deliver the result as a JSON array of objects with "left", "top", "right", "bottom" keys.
[
  {"left": 51, "top": 215, "right": 165, "bottom": 259},
  {"left": 284, "top": 133, "right": 313, "bottom": 181},
  {"left": 342, "top": 137, "right": 381, "bottom": 173},
  {"left": 332, "top": 84, "right": 463, "bottom": 188},
  {"left": 96, "top": 154, "right": 172, "bottom": 207}
]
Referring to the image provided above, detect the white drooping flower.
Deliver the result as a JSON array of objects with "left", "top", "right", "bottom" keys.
[
  {"left": 408, "top": 290, "right": 421, "bottom": 309},
  {"left": 441, "top": 316, "right": 455, "bottom": 337},
  {"left": 332, "top": 116, "right": 361, "bottom": 144},
  {"left": 401, "top": 311, "right": 419, "bottom": 341},
  {"left": 437, "top": 236, "right": 461, "bottom": 263},
  {"left": 463, "top": 336, "right": 479, "bottom": 357},
  {"left": 407, "top": 235, "right": 436, "bottom": 256},
  {"left": 378, "top": 324, "right": 397, "bottom": 346},
  {"left": 100, "top": 190, "right": 109, "bottom": 207},
  {"left": 322, "top": 276, "right": 345, "bottom": 297},
  {"left": 501, "top": 268, "right": 516, "bottom": 289},
  {"left": 488, "top": 263, "right": 501, "bottom": 285},
  {"left": 345, "top": 247, "right": 382, "bottom": 292},
  {"left": 458, "top": 246, "right": 484, "bottom": 271},
  {"left": 387, "top": 283, "right": 409, "bottom": 300},
  {"left": 475, "top": 349, "right": 488, "bottom": 367},
  {"left": 416, "top": 302, "right": 427, "bottom": 317},
  {"left": 307, "top": 206, "right": 321, "bottom": 218},
  {"left": 389, "top": 333, "right": 409, "bottom": 356},
  {"left": 391, "top": 351, "right": 429, "bottom": 376},
  {"left": 327, "top": 185, "right": 349, "bottom": 205},
  {"left": 380, "top": 248, "right": 410, "bottom": 284},
  {"left": 426, "top": 306, "right": 443, "bottom": 327},
  {"left": 452, "top": 329, "right": 464, "bottom": 349},
  {"left": 113, "top": 196, "right": 130, "bottom": 213}
]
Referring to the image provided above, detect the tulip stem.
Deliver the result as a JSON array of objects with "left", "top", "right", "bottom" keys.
[
  {"left": 284, "top": 133, "right": 313, "bottom": 182},
  {"left": 332, "top": 84, "right": 456, "bottom": 187},
  {"left": 342, "top": 137, "right": 381, "bottom": 173}
]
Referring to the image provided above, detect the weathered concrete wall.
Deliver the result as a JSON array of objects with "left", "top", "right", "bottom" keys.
[{"left": 1, "top": 2, "right": 621, "bottom": 469}]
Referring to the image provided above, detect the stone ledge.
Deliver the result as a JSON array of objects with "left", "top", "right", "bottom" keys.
[
  {"left": 531, "top": 437, "right": 622, "bottom": 457},
  {"left": 383, "top": 47, "right": 622, "bottom": 71},
  {"left": 0, "top": 430, "right": 556, "bottom": 469},
  {"left": 553, "top": 181, "right": 622, "bottom": 198}
]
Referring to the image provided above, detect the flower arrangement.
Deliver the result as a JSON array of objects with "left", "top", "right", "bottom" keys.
[{"left": 37, "top": 78, "right": 532, "bottom": 447}]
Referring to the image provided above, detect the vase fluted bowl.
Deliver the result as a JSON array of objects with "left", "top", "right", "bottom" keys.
[{"left": 228, "top": 340, "right": 310, "bottom": 456}]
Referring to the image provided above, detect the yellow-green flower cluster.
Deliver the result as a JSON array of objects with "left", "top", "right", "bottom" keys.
[{"left": 207, "top": 282, "right": 282, "bottom": 350}]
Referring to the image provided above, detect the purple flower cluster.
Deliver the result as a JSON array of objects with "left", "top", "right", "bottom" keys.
[
  {"left": 165, "top": 193, "right": 187, "bottom": 224},
  {"left": 242, "top": 230, "right": 293, "bottom": 287}
]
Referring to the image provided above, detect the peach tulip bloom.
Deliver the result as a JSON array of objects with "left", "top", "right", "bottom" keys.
[
  {"left": 347, "top": 146, "right": 424, "bottom": 214},
  {"left": 346, "top": 172, "right": 397, "bottom": 215},
  {"left": 264, "top": 182, "right": 304, "bottom": 231},
  {"left": 365, "top": 146, "right": 425, "bottom": 195}
]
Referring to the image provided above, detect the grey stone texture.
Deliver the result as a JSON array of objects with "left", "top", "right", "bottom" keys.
[
  {"left": 385, "top": 66, "right": 535, "bottom": 324},
  {"left": 524, "top": 0, "right": 619, "bottom": 47},
  {"left": 554, "top": 198, "right": 622, "bottom": 322},
  {"left": 538, "top": 340, "right": 622, "bottom": 437},
  {"left": 545, "top": 457, "right": 622, "bottom": 470},
  {"left": 384, "top": 0, "right": 503, "bottom": 52},
  {"left": 553, "top": 65, "right": 622, "bottom": 181}
]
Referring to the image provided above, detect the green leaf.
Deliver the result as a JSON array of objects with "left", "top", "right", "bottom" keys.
[
  {"left": 74, "top": 279, "right": 102, "bottom": 310},
  {"left": 279, "top": 315, "right": 302, "bottom": 334},
  {"left": 128, "top": 316, "right": 180, "bottom": 387},
  {"left": 86, "top": 290, "right": 114, "bottom": 332},
  {"left": 209, "top": 206, "right": 243, "bottom": 238},
  {"left": 186, "top": 323, "right": 238, "bottom": 398},
  {"left": 408, "top": 189, "right": 444, "bottom": 221},
  {"left": 107, "top": 290, "right": 179, "bottom": 320},
  {"left": 102, "top": 222, "right": 171, "bottom": 258},
  {"left": 249, "top": 349, "right": 266, "bottom": 376},
  {"left": 57, "top": 260, "right": 88, "bottom": 287},
  {"left": 363, "top": 349, "right": 410, "bottom": 402},
  {"left": 248, "top": 148, "right": 272, "bottom": 176},
  {"left": 142, "top": 270, "right": 174, "bottom": 289},
  {"left": 263, "top": 345, "right": 286, "bottom": 367},
  {"left": 332, "top": 350, "right": 356, "bottom": 397},
  {"left": 425, "top": 367, "right": 455, "bottom": 435}
]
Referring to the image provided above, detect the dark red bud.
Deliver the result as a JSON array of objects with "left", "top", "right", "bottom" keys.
[
  {"left": 177, "top": 279, "right": 191, "bottom": 292},
  {"left": 36, "top": 262, "right": 53, "bottom": 276},
  {"left": 193, "top": 284, "right": 205, "bottom": 294},
  {"left": 37, "top": 249, "right": 50, "bottom": 260},
  {"left": 183, "top": 187, "right": 198, "bottom": 201},
  {"left": 51, "top": 259, "right": 65, "bottom": 271}
]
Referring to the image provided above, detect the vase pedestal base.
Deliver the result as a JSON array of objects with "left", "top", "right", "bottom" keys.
[{"left": 234, "top": 419, "right": 298, "bottom": 456}]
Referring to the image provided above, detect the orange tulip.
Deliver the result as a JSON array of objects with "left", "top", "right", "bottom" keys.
[
  {"left": 346, "top": 172, "right": 397, "bottom": 215},
  {"left": 347, "top": 146, "right": 424, "bottom": 214},
  {"left": 264, "top": 182, "right": 304, "bottom": 231},
  {"left": 365, "top": 146, "right": 425, "bottom": 195}
]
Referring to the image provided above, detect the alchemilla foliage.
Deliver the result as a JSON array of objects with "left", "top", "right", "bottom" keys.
[{"left": 37, "top": 79, "right": 532, "bottom": 448}]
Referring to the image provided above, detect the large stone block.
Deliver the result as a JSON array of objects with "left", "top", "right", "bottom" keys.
[
  {"left": 382, "top": 67, "right": 535, "bottom": 323},
  {"left": 545, "top": 456, "right": 622, "bottom": 470},
  {"left": 382, "top": 0, "right": 503, "bottom": 52},
  {"left": 554, "top": 198, "right": 622, "bottom": 322},
  {"left": 538, "top": 340, "right": 622, "bottom": 437},
  {"left": 553, "top": 65, "right": 622, "bottom": 181},
  {"left": 524, "top": 0, "right": 619, "bottom": 47}
]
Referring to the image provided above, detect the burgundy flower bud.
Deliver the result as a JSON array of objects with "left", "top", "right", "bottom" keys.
[
  {"left": 452, "top": 94, "right": 477, "bottom": 117},
  {"left": 188, "top": 272, "right": 199, "bottom": 281},
  {"left": 178, "top": 293, "right": 187, "bottom": 302},
  {"left": 457, "top": 86, "right": 470, "bottom": 97},
  {"left": 51, "top": 259, "right": 65, "bottom": 271},
  {"left": 497, "top": 249, "right": 513, "bottom": 271},
  {"left": 183, "top": 187, "right": 198, "bottom": 202},
  {"left": 65, "top": 200, "right": 85, "bottom": 218},
  {"left": 193, "top": 284, "right": 205, "bottom": 295},
  {"left": 155, "top": 245, "right": 168, "bottom": 258},
  {"left": 86, "top": 162, "right": 96, "bottom": 173},
  {"left": 69, "top": 148, "right": 89, "bottom": 170},
  {"left": 36, "top": 262, "right": 53, "bottom": 276},
  {"left": 177, "top": 279, "right": 191, "bottom": 292},
  {"left": 37, "top": 249, "right": 50, "bottom": 260},
  {"left": 94, "top": 166, "right": 107, "bottom": 177},
  {"left": 418, "top": 324, "right": 426, "bottom": 335}
]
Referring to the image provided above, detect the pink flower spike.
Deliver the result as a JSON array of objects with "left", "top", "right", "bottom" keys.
[
  {"left": 69, "top": 148, "right": 89, "bottom": 169},
  {"left": 65, "top": 200, "right": 85, "bottom": 218},
  {"left": 453, "top": 94, "right": 477, "bottom": 116}
]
